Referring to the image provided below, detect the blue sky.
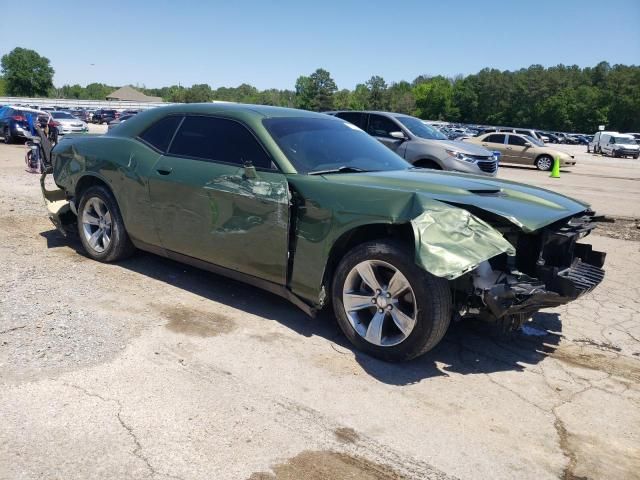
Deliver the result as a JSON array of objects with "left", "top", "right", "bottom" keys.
[{"left": 1, "top": 0, "right": 638, "bottom": 90}]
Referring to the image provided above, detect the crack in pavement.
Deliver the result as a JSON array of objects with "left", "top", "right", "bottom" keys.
[
  {"left": 0, "top": 325, "right": 26, "bottom": 335},
  {"left": 64, "top": 383, "right": 185, "bottom": 480}
]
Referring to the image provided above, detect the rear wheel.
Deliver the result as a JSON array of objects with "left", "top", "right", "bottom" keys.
[
  {"left": 535, "top": 155, "right": 553, "bottom": 171},
  {"left": 77, "top": 185, "right": 135, "bottom": 262},
  {"left": 3, "top": 127, "right": 12, "bottom": 144},
  {"left": 332, "top": 241, "right": 451, "bottom": 362}
]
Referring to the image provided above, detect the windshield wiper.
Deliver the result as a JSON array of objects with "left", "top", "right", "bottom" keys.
[{"left": 308, "top": 166, "right": 369, "bottom": 175}]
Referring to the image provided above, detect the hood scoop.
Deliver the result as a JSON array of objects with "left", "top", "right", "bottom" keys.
[{"left": 467, "top": 188, "right": 506, "bottom": 197}]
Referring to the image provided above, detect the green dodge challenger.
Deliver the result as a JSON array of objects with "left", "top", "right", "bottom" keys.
[{"left": 42, "top": 104, "right": 605, "bottom": 361}]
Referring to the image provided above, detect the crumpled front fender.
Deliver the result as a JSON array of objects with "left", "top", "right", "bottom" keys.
[
  {"left": 410, "top": 203, "right": 516, "bottom": 279},
  {"left": 40, "top": 172, "right": 74, "bottom": 235}
]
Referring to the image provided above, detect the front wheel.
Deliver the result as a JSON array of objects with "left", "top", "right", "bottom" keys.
[
  {"left": 535, "top": 155, "right": 553, "bottom": 171},
  {"left": 77, "top": 185, "right": 135, "bottom": 262},
  {"left": 331, "top": 241, "right": 451, "bottom": 362},
  {"left": 3, "top": 127, "right": 12, "bottom": 144}
]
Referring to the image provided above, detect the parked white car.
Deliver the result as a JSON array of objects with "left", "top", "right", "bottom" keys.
[
  {"left": 49, "top": 111, "right": 89, "bottom": 136},
  {"left": 599, "top": 134, "right": 639, "bottom": 159}
]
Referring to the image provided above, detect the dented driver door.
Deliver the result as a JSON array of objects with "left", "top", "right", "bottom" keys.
[{"left": 147, "top": 115, "right": 290, "bottom": 285}]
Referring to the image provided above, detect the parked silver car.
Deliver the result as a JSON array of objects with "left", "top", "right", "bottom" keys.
[
  {"left": 328, "top": 111, "right": 498, "bottom": 176},
  {"left": 50, "top": 111, "right": 88, "bottom": 135}
]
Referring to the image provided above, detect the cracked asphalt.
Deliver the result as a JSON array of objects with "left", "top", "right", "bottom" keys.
[{"left": 0, "top": 138, "right": 639, "bottom": 480}]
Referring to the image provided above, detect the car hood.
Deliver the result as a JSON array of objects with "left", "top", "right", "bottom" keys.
[
  {"left": 416, "top": 138, "right": 494, "bottom": 157},
  {"left": 56, "top": 118, "right": 84, "bottom": 125},
  {"left": 320, "top": 169, "right": 589, "bottom": 232}
]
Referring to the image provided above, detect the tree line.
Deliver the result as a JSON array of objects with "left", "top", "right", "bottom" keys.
[{"left": 1, "top": 47, "right": 638, "bottom": 132}]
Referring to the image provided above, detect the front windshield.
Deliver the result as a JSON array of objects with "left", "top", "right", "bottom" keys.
[
  {"left": 263, "top": 117, "right": 411, "bottom": 174},
  {"left": 613, "top": 136, "right": 636, "bottom": 145},
  {"left": 396, "top": 116, "right": 447, "bottom": 140},
  {"left": 525, "top": 135, "right": 545, "bottom": 147},
  {"left": 52, "top": 111, "right": 75, "bottom": 119}
]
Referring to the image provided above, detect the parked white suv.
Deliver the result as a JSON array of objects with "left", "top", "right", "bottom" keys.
[{"left": 599, "top": 134, "right": 639, "bottom": 159}]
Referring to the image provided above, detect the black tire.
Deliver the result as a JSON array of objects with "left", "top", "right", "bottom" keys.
[
  {"left": 535, "top": 155, "right": 554, "bottom": 171},
  {"left": 3, "top": 127, "right": 12, "bottom": 144},
  {"left": 331, "top": 240, "right": 451, "bottom": 362},
  {"left": 634, "top": 155, "right": 639, "bottom": 160},
  {"left": 413, "top": 159, "right": 442, "bottom": 170},
  {"left": 77, "top": 185, "right": 135, "bottom": 262}
]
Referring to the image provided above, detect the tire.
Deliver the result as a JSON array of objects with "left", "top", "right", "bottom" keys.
[
  {"left": 634, "top": 155, "right": 639, "bottom": 160},
  {"left": 331, "top": 240, "right": 451, "bottom": 362},
  {"left": 77, "top": 185, "right": 135, "bottom": 262},
  {"left": 414, "top": 159, "right": 442, "bottom": 170},
  {"left": 3, "top": 127, "right": 12, "bottom": 144},
  {"left": 535, "top": 155, "right": 553, "bottom": 171}
]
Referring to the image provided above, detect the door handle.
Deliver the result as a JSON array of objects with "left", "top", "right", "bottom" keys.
[
  {"left": 482, "top": 143, "right": 488, "bottom": 146},
  {"left": 156, "top": 168, "right": 172, "bottom": 175},
  {"left": 506, "top": 147, "right": 513, "bottom": 150}
]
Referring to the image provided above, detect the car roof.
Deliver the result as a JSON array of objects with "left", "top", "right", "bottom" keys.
[
  {"left": 5, "top": 105, "right": 50, "bottom": 115},
  {"left": 330, "top": 110, "right": 415, "bottom": 118},
  {"left": 147, "top": 102, "right": 329, "bottom": 120}
]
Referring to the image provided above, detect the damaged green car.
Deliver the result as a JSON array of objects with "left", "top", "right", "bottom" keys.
[{"left": 42, "top": 104, "right": 605, "bottom": 361}]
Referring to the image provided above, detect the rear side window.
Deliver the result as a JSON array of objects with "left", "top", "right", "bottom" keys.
[
  {"left": 139, "top": 115, "right": 183, "bottom": 152},
  {"left": 485, "top": 134, "right": 506, "bottom": 144},
  {"left": 508, "top": 135, "right": 527, "bottom": 146},
  {"left": 335, "top": 112, "right": 365, "bottom": 129},
  {"left": 367, "top": 114, "right": 401, "bottom": 138},
  {"left": 169, "top": 116, "right": 271, "bottom": 169}
]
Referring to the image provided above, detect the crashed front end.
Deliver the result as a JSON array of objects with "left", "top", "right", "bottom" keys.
[{"left": 452, "top": 211, "right": 605, "bottom": 327}]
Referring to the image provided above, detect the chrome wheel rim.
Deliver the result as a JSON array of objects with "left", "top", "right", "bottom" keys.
[
  {"left": 81, "top": 197, "right": 112, "bottom": 253},
  {"left": 342, "top": 260, "right": 417, "bottom": 347},
  {"left": 538, "top": 157, "right": 552, "bottom": 170}
]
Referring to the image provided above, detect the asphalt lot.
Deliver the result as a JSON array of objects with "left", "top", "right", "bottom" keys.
[{"left": 0, "top": 135, "right": 639, "bottom": 480}]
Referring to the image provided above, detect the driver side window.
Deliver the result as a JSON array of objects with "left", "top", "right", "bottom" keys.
[
  {"left": 367, "top": 115, "right": 401, "bottom": 138},
  {"left": 507, "top": 135, "right": 527, "bottom": 146}
]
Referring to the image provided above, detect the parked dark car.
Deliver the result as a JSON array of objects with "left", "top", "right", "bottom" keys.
[
  {"left": 0, "top": 106, "right": 50, "bottom": 143},
  {"left": 70, "top": 109, "right": 90, "bottom": 122},
  {"left": 93, "top": 109, "right": 120, "bottom": 124},
  {"left": 42, "top": 104, "right": 605, "bottom": 362},
  {"left": 541, "top": 132, "right": 560, "bottom": 143},
  {"left": 107, "top": 114, "right": 136, "bottom": 131}
]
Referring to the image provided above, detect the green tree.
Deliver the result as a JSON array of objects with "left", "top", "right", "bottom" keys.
[
  {"left": 413, "top": 76, "right": 458, "bottom": 120},
  {"left": 0, "top": 76, "right": 6, "bottom": 96},
  {"left": 388, "top": 81, "right": 415, "bottom": 115},
  {"left": 1, "top": 47, "right": 54, "bottom": 97},
  {"left": 184, "top": 83, "right": 213, "bottom": 103},
  {"left": 295, "top": 68, "right": 337, "bottom": 111},
  {"left": 365, "top": 75, "right": 388, "bottom": 110},
  {"left": 349, "top": 84, "right": 370, "bottom": 110}
]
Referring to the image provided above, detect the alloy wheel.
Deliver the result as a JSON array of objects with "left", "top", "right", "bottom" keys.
[
  {"left": 537, "top": 156, "right": 552, "bottom": 170},
  {"left": 81, "top": 197, "right": 112, "bottom": 253},
  {"left": 342, "top": 260, "right": 417, "bottom": 347}
]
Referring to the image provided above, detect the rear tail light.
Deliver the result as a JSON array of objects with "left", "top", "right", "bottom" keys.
[{"left": 11, "top": 115, "right": 26, "bottom": 122}]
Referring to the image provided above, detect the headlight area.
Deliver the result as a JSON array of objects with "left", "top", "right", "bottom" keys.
[
  {"left": 445, "top": 149, "right": 477, "bottom": 163},
  {"left": 450, "top": 212, "right": 606, "bottom": 331}
]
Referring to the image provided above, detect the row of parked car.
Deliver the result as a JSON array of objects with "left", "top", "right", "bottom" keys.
[
  {"left": 0, "top": 104, "right": 145, "bottom": 144},
  {"left": 433, "top": 122, "right": 593, "bottom": 146},
  {"left": 325, "top": 111, "right": 576, "bottom": 173}
]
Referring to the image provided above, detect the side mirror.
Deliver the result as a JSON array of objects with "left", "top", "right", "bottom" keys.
[
  {"left": 390, "top": 131, "right": 406, "bottom": 140},
  {"left": 524, "top": 142, "right": 532, "bottom": 147},
  {"left": 243, "top": 162, "right": 258, "bottom": 180}
]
